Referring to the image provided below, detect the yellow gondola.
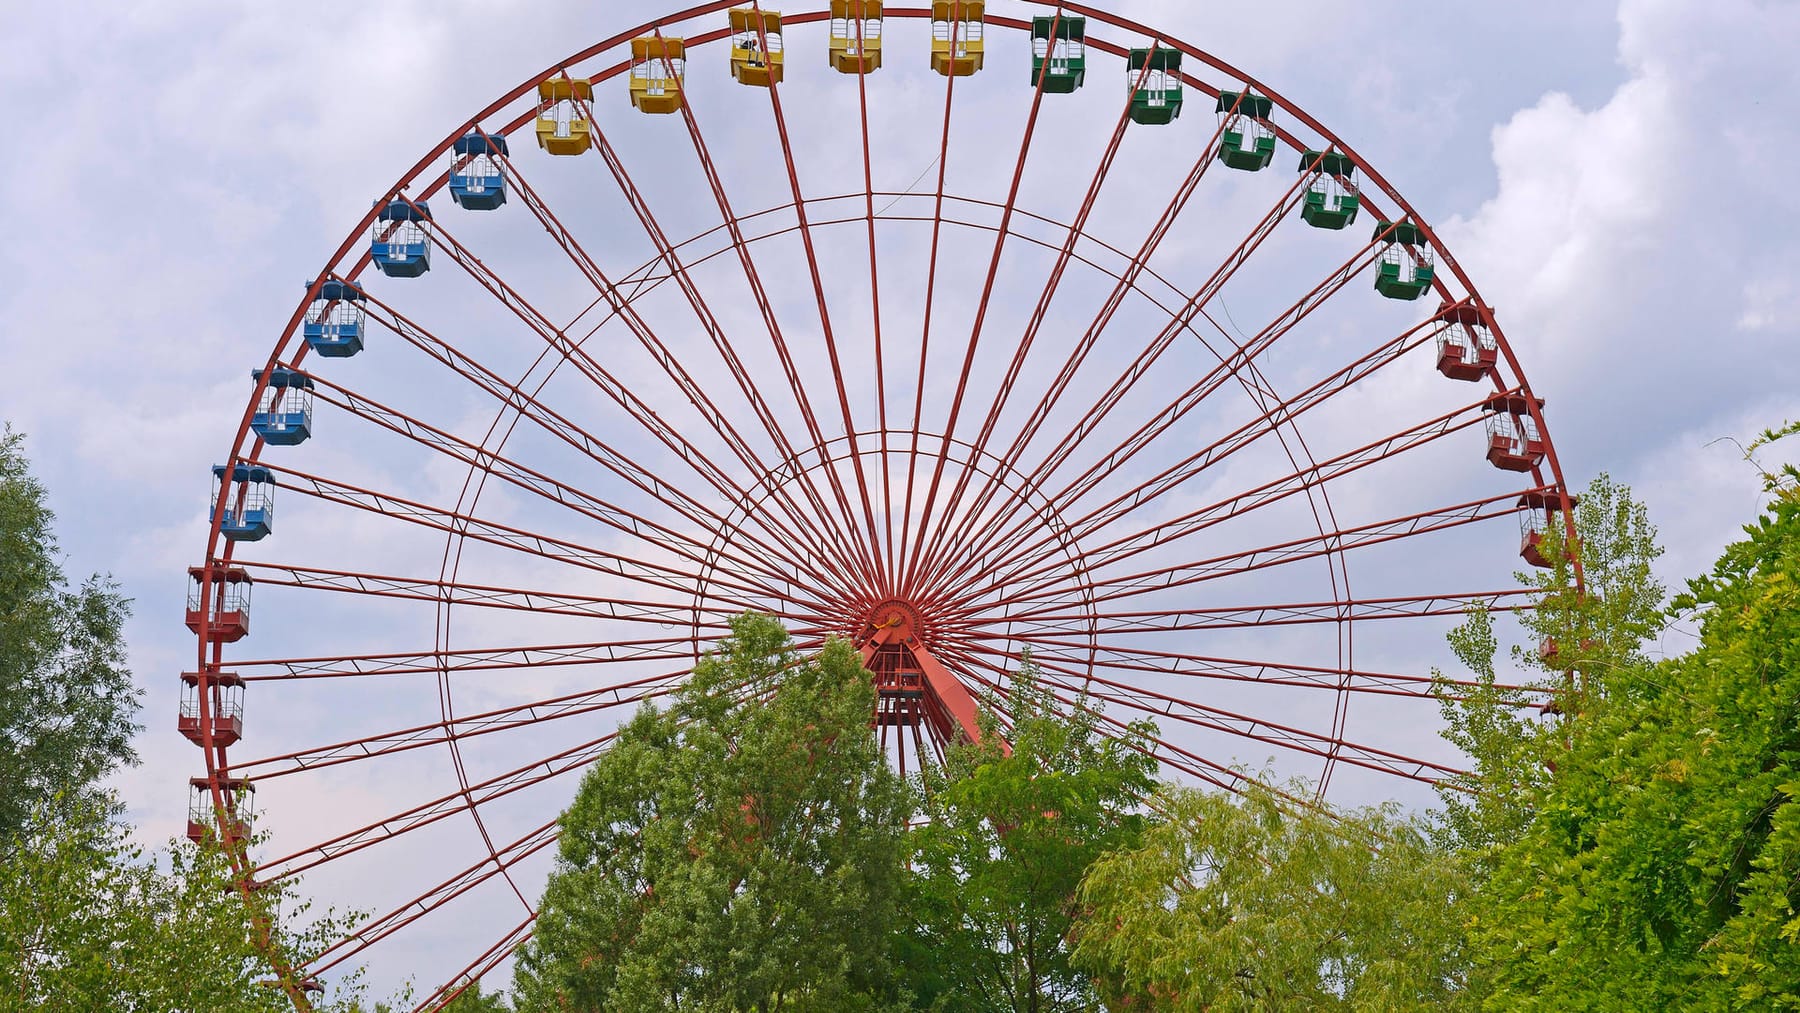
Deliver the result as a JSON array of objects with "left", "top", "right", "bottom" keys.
[
  {"left": 534, "top": 78, "right": 593, "bottom": 155},
  {"left": 930, "top": 0, "right": 983, "bottom": 77},
  {"left": 829, "top": 0, "right": 882, "bottom": 74},
  {"left": 729, "top": 9, "right": 783, "bottom": 87},
  {"left": 629, "top": 36, "right": 686, "bottom": 114}
]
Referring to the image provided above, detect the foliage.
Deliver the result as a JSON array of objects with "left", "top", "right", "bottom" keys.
[
  {"left": 1514, "top": 471, "right": 1666, "bottom": 696},
  {"left": 1445, "top": 448, "right": 1800, "bottom": 1007},
  {"left": 1433, "top": 473, "right": 1664, "bottom": 863},
  {"left": 513, "top": 612, "right": 914, "bottom": 1011},
  {"left": 1070, "top": 782, "right": 1469, "bottom": 1011},
  {"left": 1429, "top": 605, "right": 1551, "bottom": 863},
  {"left": 0, "top": 427, "right": 139, "bottom": 840},
  {"left": 442, "top": 978, "right": 512, "bottom": 1011},
  {"left": 0, "top": 795, "right": 374, "bottom": 1012},
  {"left": 1745, "top": 419, "right": 1800, "bottom": 502},
  {"left": 0, "top": 426, "right": 393, "bottom": 1010},
  {"left": 902, "top": 658, "right": 1158, "bottom": 1011}
]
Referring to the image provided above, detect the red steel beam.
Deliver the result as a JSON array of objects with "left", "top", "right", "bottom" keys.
[
  {"left": 923, "top": 158, "right": 1318, "bottom": 591},
  {"left": 651, "top": 31, "right": 886, "bottom": 593},
  {"left": 311, "top": 823, "right": 557, "bottom": 977},
  {"left": 347, "top": 287, "right": 839, "bottom": 584},
  {"left": 398, "top": 200, "right": 763, "bottom": 519},
  {"left": 930, "top": 642, "right": 1327, "bottom": 807},
  {"left": 257, "top": 689, "right": 736, "bottom": 883},
  {"left": 847, "top": 10, "right": 896, "bottom": 587},
  {"left": 1017, "top": 651, "right": 1463, "bottom": 784},
  {"left": 482, "top": 137, "right": 865, "bottom": 593},
  {"left": 948, "top": 633, "right": 1549, "bottom": 700},
  {"left": 751, "top": 8, "right": 889, "bottom": 592},
  {"left": 510, "top": 121, "right": 874, "bottom": 593},
  {"left": 295, "top": 373, "right": 819, "bottom": 598},
  {"left": 992, "top": 313, "right": 1454, "bottom": 571},
  {"left": 939, "top": 223, "right": 1379, "bottom": 590},
  {"left": 951, "top": 400, "right": 1492, "bottom": 612},
  {"left": 254, "top": 731, "right": 617, "bottom": 883},
  {"left": 992, "top": 588, "right": 1534, "bottom": 635},
  {"left": 231, "top": 675, "right": 685, "bottom": 781},
  {"left": 230, "top": 560, "right": 744, "bottom": 629},
  {"left": 947, "top": 489, "right": 1533, "bottom": 618},
  {"left": 911, "top": 43, "right": 1218, "bottom": 594},
  {"left": 411, "top": 916, "right": 535, "bottom": 1013},
  {"left": 256, "top": 461, "right": 805, "bottom": 610},
  {"left": 230, "top": 635, "right": 740, "bottom": 682},
  {"left": 892, "top": 14, "right": 966, "bottom": 598},
  {"left": 858, "top": 624, "right": 994, "bottom": 753},
  {"left": 896, "top": 13, "right": 1061, "bottom": 600}
]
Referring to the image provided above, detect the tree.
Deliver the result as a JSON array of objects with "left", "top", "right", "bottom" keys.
[
  {"left": 1070, "top": 782, "right": 1469, "bottom": 1011},
  {"left": 902, "top": 659, "right": 1158, "bottom": 1011},
  {"left": 0, "top": 796, "right": 373, "bottom": 1012},
  {"left": 512, "top": 613, "right": 914, "bottom": 1011},
  {"left": 1444, "top": 449, "right": 1800, "bottom": 1007},
  {"left": 1512, "top": 471, "right": 1666, "bottom": 698},
  {"left": 1432, "top": 473, "right": 1666, "bottom": 864},
  {"left": 0, "top": 427, "right": 392, "bottom": 1010},
  {"left": 442, "top": 979, "right": 512, "bottom": 1011},
  {"left": 0, "top": 427, "right": 139, "bottom": 839}
]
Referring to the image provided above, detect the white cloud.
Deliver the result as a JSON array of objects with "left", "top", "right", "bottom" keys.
[{"left": 1442, "top": 0, "right": 1800, "bottom": 533}]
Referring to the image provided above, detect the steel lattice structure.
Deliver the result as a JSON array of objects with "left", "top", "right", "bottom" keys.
[{"left": 183, "top": 3, "right": 1575, "bottom": 1008}]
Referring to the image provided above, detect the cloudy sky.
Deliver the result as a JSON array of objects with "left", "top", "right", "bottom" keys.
[{"left": 4, "top": 0, "right": 1798, "bottom": 1002}]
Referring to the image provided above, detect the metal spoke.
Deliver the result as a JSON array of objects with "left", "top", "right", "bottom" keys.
[
  {"left": 753, "top": 14, "right": 888, "bottom": 588},
  {"left": 232, "top": 674, "right": 684, "bottom": 781},
  {"left": 940, "top": 219, "right": 1377, "bottom": 585},
  {"left": 308, "top": 822, "right": 557, "bottom": 977},
  {"left": 912, "top": 42, "right": 1217, "bottom": 593},
  {"left": 929, "top": 160, "right": 1318, "bottom": 586},
  {"left": 949, "top": 400, "right": 1494, "bottom": 612},
  {"left": 231, "top": 635, "right": 741, "bottom": 682},
  {"left": 233, "top": 561, "right": 738, "bottom": 627},
  {"left": 256, "top": 461, "right": 806, "bottom": 609},
  {"left": 293, "top": 371, "right": 818, "bottom": 597},
  {"left": 349, "top": 287, "right": 839, "bottom": 580}
]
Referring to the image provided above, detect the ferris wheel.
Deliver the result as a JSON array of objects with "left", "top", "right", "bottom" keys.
[{"left": 182, "top": 2, "right": 1574, "bottom": 1007}]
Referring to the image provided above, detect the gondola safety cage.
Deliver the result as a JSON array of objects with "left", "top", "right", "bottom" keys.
[
  {"left": 630, "top": 36, "right": 687, "bottom": 114},
  {"left": 730, "top": 9, "right": 783, "bottom": 86}
]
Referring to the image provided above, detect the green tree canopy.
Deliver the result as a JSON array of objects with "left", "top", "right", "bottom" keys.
[
  {"left": 1515, "top": 471, "right": 1666, "bottom": 697},
  {"left": 442, "top": 978, "right": 512, "bottom": 1011},
  {"left": 1427, "top": 454, "right": 1800, "bottom": 1007},
  {"left": 0, "top": 426, "right": 391, "bottom": 1010},
  {"left": 0, "top": 428, "right": 138, "bottom": 838},
  {"left": 1070, "top": 783, "right": 1468, "bottom": 1011},
  {"left": 0, "top": 797, "right": 372, "bottom": 1012},
  {"left": 513, "top": 613, "right": 913, "bottom": 1011},
  {"left": 1433, "top": 472, "right": 1666, "bottom": 864},
  {"left": 903, "top": 659, "right": 1158, "bottom": 1011},
  {"left": 1461, "top": 483, "right": 1800, "bottom": 1008}
]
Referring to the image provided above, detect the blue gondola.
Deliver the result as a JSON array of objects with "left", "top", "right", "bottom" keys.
[
  {"left": 449, "top": 132, "right": 509, "bottom": 211},
  {"left": 210, "top": 463, "right": 276, "bottom": 542},
  {"left": 370, "top": 199, "right": 431, "bottom": 277},
  {"left": 251, "top": 367, "right": 314, "bottom": 446},
  {"left": 302, "top": 279, "right": 367, "bottom": 358}
]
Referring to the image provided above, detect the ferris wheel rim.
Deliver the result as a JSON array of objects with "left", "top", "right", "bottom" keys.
[{"left": 185, "top": 5, "right": 1578, "bottom": 1009}]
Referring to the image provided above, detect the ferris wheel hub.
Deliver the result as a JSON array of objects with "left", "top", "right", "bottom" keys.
[
  {"left": 852, "top": 597, "right": 995, "bottom": 754},
  {"left": 855, "top": 598, "right": 928, "bottom": 649}
]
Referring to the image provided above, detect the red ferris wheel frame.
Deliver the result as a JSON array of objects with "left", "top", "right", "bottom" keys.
[{"left": 185, "top": 3, "right": 1577, "bottom": 1009}]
